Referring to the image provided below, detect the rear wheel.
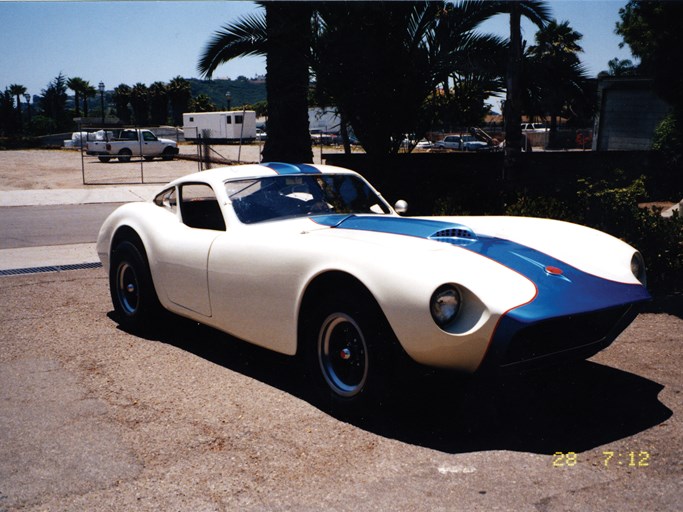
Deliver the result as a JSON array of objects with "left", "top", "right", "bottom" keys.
[
  {"left": 98, "top": 156, "right": 111, "bottom": 163},
  {"left": 109, "top": 240, "right": 162, "bottom": 332},
  {"left": 118, "top": 148, "right": 132, "bottom": 163}
]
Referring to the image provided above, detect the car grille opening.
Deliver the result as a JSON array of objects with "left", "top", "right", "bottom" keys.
[{"left": 501, "top": 306, "right": 631, "bottom": 366}]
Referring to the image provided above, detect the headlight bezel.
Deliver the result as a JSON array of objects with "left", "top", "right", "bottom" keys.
[
  {"left": 430, "top": 284, "right": 462, "bottom": 329},
  {"left": 631, "top": 252, "right": 647, "bottom": 286}
]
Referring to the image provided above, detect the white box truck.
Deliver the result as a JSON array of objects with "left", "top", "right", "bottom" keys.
[{"left": 183, "top": 111, "right": 257, "bottom": 143}]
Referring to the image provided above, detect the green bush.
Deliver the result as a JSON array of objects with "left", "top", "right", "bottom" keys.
[{"left": 504, "top": 175, "right": 682, "bottom": 294}]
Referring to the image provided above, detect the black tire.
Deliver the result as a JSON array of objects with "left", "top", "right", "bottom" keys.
[
  {"left": 161, "top": 147, "right": 175, "bottom": 161},
  {"left": 109, "top": 240, "right": 162, "bottom": 332},
  {"left": 118, "top": 148, "right": 132, "bottom": 163},
  {"left": 98, "top": 156, "right": 111, "bottom": 163},
  {"left": 305, "top": 291, "right": 396, "bottom": 415},
  {"left": 144, "top": 156, "right": 155, "bottom": 161}
]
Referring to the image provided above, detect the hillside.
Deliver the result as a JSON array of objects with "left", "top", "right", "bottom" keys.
[{"left": 188, "top": 78, "right": 266, "bottom": 109}]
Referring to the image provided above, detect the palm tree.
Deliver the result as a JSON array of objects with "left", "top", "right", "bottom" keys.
[
  {"left": 527, "top": 19, "right": 587, "bottom": 147},
  {"left": 199, "top": 2, "right": 312, "bottom": 163},
  {"left": 167, "top": 76, "right": 191, "bottom": 126},
  {"left": 130, "top": 83, "right": 149, "bottom": 125},
  {"left": 82, "top": 82, "right": 97, "bottom": 118},
  {"left": 149, "top": 81, "right": 169, "bottom": 125},
  {"left": 66, "top": 77, "right": 86, "bottom": 117},
  {"left": 9, "top": 84, "right": 27, "bottom": 128},
  {"left": 313, "top": 1, "right": 511, "bottom": 154},
  {"left": 496, "top": 0, "right": 550, "bottom": 181},
  {"left": 113, "top": 84, "right": 132, "bottom": 125}
]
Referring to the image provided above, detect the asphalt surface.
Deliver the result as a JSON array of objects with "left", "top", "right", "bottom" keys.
[{"left": 0, "top": 153, "right": 681, "bottom": 510}]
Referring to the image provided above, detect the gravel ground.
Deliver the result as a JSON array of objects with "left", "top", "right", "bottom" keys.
[
  {"left": 0, "top": 144, "right": 349, "bottom": 191},
  {"left": 0, "top": 269, "right": 681, "bottom": 511},
  {"left": 0, "top": 147, "right": 681, "bottom": 510}
]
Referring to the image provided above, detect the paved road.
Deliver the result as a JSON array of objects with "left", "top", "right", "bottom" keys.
[{"left": 0, "top": 203, "right": 121, "bottom": 249}]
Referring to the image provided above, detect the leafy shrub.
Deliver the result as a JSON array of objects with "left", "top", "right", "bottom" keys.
[{"left": 504, "top": 175, "right": 682, "bottom": 294}]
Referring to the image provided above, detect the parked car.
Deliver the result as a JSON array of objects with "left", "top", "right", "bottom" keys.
[
  {"left": 521, "top": 123, "right": 547, "bottom": 132},
  {"left": 86, "top": 129, "right": 178, "bottom": 163},
  {"left": 433, "top": 134, "right": 488, "bottom": 151},
  {"left": 98, "top": 163, "right": 650, "bottom": 412}
]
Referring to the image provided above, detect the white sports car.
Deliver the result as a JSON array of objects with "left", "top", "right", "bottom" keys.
[{"left": 97, "top": 163, "right": 650, "bottom": 409}]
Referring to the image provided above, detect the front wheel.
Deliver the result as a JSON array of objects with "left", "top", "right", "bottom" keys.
[
  {"left": 161, "top": 147, "right": 175, "bottom": 161},
  {"left": 109, "top": 240, "right": 162, "bottom": 332},
  {"left": 305, "top": 292, "right": 397, "bottom": 414}
]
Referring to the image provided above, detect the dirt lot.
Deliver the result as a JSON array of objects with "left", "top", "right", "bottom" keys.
[
  {"left": 1, "top": 147, "right": 681, "bottom": 510},
  {"left": 0, "top": 146, "right": 262, "bottom": 190},
  {"left": 0, "top": 143, "right": 349, "bottom": 191},
  {"left": 0, "top": 269, "right": 681, "bottom": 511}
]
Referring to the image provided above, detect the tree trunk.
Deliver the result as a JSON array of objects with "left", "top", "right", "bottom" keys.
[
  {"left": 262, "top": 3, "right": 313, "bottom": 163},
  {"left": 503, "top": 2, "right": 523, "bottom": 183}
]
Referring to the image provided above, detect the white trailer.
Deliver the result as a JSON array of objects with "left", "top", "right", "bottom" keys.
[{"left": 183, "top": 111, "right": 257, "bottom": 143}]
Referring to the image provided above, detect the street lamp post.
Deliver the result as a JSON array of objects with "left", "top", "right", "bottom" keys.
[
  {"left": 226, "top": 91, "right": 232, "bottom": 111},
  {"left": 98, "top": 81, "right": 105, "bottom": 127}
]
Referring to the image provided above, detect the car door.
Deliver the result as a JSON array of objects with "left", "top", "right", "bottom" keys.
[
  {"left": 155, "top": 183, "right": 226, "bottom": 317},
  {"left": 141, "top": 130, "right": 162, "bottom": 156}
]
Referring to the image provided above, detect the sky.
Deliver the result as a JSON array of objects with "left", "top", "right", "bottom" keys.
[{"left": 1, "top": 0, "right": 636, "bottom": 101}]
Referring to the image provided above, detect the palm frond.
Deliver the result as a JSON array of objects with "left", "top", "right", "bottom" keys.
[{"left": 198, "top": 11, "right": 267, "bottom": 78}]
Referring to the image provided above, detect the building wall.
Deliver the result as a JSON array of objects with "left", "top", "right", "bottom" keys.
[{"left": 593, "top": 79, "right": 671, "bottom": 151}]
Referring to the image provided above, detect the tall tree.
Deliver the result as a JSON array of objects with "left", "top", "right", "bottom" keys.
[
  {"left": 199, "top": 2, "right": 312, "bottom": 162},
  {"left": 497, "top": 0, "right": 550, "bottom": 181},
  {"left": 616, "top": 0, "right": 683, "bottom": 108},
  {"left": 9, "top": 84, "right": 27, "bottom": 129},
  {"left": 39, "top": 73, "right": 70, "bottom": 132},
  {"left": 149, "top": 81, "right": 169, "bottom": 125},
  {"left": 167, "top": 76, "right": 191, "bottom": 126},
  {"left": 113, "top": 84, "right": 132, "bottom": 124},
  {"left": 599, "top": 57, "right": 637, "bottom": 78},
  {"left": 616, "top": 0, "right": 683, "bottom": 167},
  {"left": 82, "top": 82, "right": 97, "bottom": 118},
  {"left": 130, "top": 83, "right": 149, "bottom": 125},
  {"left": 66, "top": 77, "right": 86, "bottom": 117},
  {"left": 261, "top": 2, "right": 313, "bottom": 162},
  {"left": 526, "top": 19, "right": 587, "bottom": 147}
]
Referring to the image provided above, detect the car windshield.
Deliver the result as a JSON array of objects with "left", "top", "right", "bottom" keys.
[{"left": 225, "top": 174, "right": 391, "bottom": 224}]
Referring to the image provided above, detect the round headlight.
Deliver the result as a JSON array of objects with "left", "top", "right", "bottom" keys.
[
  {"left": 430, "top": 285, "right": 461, "bottom": 328},
  {"left": 631, "top": 252, "right": 647, "bottom": 285}
]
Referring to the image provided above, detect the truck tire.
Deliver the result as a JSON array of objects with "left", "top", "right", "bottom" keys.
[
  {"left": 118, "top": 148, "right": 132, "bottom": 163},
  {"left": 161, "top": 147, "right": 175, "bottom": 161},
  {"left": 98, "top": 156, "right": 111, "bottom": 163}
]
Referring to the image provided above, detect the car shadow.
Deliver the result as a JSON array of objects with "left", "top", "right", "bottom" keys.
[{"left": 111, "top": 312, "right": 673, "bottom": 455}]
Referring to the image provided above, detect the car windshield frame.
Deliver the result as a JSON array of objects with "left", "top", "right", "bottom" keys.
[{"left": 225, "top": 173, "right": 392, "bottom": 224}]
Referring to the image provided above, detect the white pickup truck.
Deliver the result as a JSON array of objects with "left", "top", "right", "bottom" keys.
[{"left": 86, "top": 129, "right": 179, "bottom": 163}]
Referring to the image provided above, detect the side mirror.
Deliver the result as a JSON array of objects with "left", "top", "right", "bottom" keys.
[{"left": 394, "top": 200, "right": 408, "bottom": 215}]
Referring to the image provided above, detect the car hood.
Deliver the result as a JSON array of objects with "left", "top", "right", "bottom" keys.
[{"left": 306, "top": 213, "right": 650, "bottom": 316}]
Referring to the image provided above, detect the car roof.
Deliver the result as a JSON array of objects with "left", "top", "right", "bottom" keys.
[{"left": 167, "top": 162, "right": 360, "bottom": 190}]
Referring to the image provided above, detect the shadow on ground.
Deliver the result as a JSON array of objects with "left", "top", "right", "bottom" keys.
[{"left": 113, "top": 312, "right": 672, "bottom": 456}]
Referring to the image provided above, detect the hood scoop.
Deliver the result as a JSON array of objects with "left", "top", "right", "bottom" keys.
[{"left": 429, "top": 225, "right": 478, "bottom": 245}]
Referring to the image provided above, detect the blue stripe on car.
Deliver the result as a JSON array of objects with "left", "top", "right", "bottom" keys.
[
  {"left": 312, "top": 214, "right": 650, "bottom": 315},
  {"left": 262, "top": 162, "right": 321, "bottom": 175}
]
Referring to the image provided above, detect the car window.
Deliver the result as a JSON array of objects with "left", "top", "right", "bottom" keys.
[
  {"left": 226, "top": 174, "right": 391, "bottom": 224},
  {"left": 142, "top": 131, "right": 157, "bottom": 141},
  {"left": 179, "top": 183, "right": 226, "bottom": 231}
]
